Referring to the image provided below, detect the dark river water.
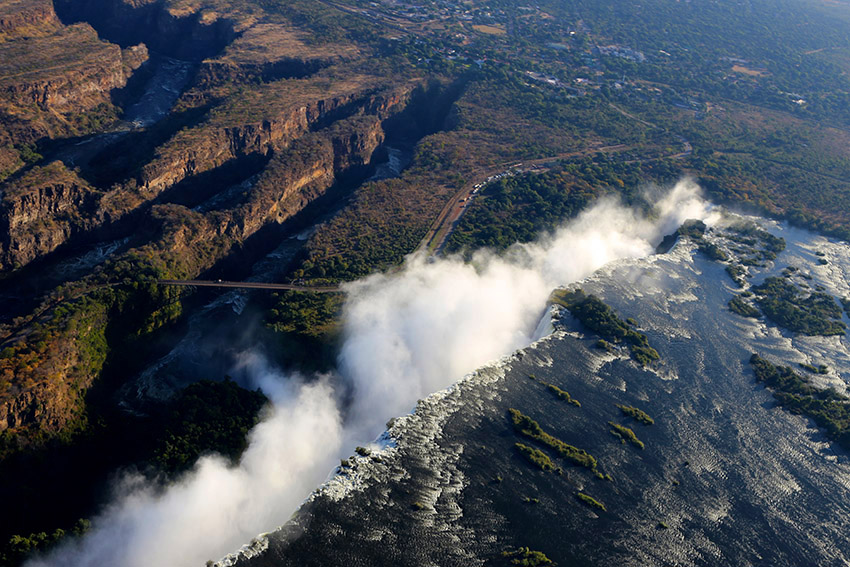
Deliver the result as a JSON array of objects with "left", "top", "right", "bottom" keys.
[{"left": 222, "top": 216, "right": 850, "bottom": 567}]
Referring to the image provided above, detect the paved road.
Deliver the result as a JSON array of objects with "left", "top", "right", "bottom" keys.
[
  {"left": 415, "top": 144, "right": 631, "bottom": 255},
  {"left": 158, "top": 279, "right": 342, "bottom": 292}
]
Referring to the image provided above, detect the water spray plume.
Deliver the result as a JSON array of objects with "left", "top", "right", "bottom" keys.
[{"left": 27, "top": 179, "right": 714, "bottom": 567}]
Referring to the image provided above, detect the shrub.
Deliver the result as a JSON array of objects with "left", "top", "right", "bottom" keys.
[{"left": 577, "top": 492, "right": 606, "bottom": 512}]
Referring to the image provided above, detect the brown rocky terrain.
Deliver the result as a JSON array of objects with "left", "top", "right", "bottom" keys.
[
  {"left": 0, "top": 75, "right": 413, "bottom": 272},
  {"left": 52, "top": 0, "right": 249, "bottom": 60},
  {"left": 0, "top": 0, "right": 433, "bottom": 449},
  {"left": 0, "top": 163, "right": 102, "bottom": 271},
  {"left": 0, "top": 0, "right": 147, "bottom": 180},
  {"left": 0, "top": 103, "right": 402, "bottom": 441},
  {"left": 0, "top": 0, "right": 60, "bottom": 41}
]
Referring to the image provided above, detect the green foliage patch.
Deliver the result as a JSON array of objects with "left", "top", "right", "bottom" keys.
[
  {"left": 0, "top": 519, "right": 90, "bottom": 567},
  {"left": 508, "top": 408, "right": 597, "bottom": 470},
  {"left": 446, "top": 158, "right": 678, "bottom": 254},
  {"left": 750, "top": 354, "right": 850, "bottom": 451},
  {"left": 576, "top": 492, "right": 607, "bottom": 512},
  {"left": 752, "top": 276, "right": 845, "bottom": 335},
  {"left": 501, "top": 547, "right": 554, "bottom": 566},
  {"left": 543, "top": 382, "right": 581, "bottom": 407},
  {"left": 609, "top": 422, "right": 645, "bottom": 449},
  {"left": 515, "top": 442, "right": 557, "bottom": 472},
  {"left": 152, "top": 379, "right": 268, "bottom": 473},
  {"left": 551, "top": 289, "right": 660, "bottom": 365},
  {"left": 728, "top": 296, "right": 761, "bottom": 319},
  {"left": 616, "top": 404, "right": 654, "bottom": 425}
]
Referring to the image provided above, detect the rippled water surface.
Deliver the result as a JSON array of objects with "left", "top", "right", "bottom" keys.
[{"left": 226, "top": 217, "right": 850, "bottom": 567}]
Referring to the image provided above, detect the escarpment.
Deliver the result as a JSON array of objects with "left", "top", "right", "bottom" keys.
[
  {"left": 0, "top": 163, "right": 104, "bottom": 271},
  {"left": 0, "top": 80, "right": 414, "bottom": 445},
  {"left": 0, "top": 1, "right": 150, "bottom": 188},
  {"left": 0, "top": 30, "right": 146, "bottom": 116},
  {"left": 193, "top": 23, "right": 361, "bottom": 88},
  {"left": 139, "top": 81, "right": 412, "bottom": 194},
  {"left": 0, "top": 79, "right": 415, "bottom": 273},
  {"left": 53, "top": 0, "right": 242, "bottom": 60},
  {"left": 0, "top": 0, "right": 60, "bottom": 40}
]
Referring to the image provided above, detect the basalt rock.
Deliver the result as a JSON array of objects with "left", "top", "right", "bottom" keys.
[
  {"left": 0, "top": 92, "right": 404, "bottom": 443},
  {"left": 0, "top": 163, "right": 103, "bottom": 271}
]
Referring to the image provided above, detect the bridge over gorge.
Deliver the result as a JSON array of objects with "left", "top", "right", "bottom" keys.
[{"left": 158, "top": 279, "right": 342, "bottom": 292}]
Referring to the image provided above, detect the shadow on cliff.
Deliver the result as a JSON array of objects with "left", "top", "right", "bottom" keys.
[{"left": 52, "top": 0, "right": 238, "bottom": 61}]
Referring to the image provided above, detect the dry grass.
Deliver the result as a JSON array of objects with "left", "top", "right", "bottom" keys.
[
  {"left": 0, "top": 24, "right": 119, "bottom": 85},
  {"left": 0, "top": 0, "right": 59, "bottom": 42},
  {"left": 472, "top": 24, "right": 507, "bottom": 36},
  {"left": 731, "top": 65, "right": 768, "bottom": 77},
  {"left": 215, "top": 22, "right": 360, "bottom": 67}
]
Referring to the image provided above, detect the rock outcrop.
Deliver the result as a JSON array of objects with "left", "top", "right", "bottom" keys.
[
  {"left": 0, "top": 85, "right": 411, "bottom": 441},
  {"left": 0, "top": 79, "right": 415, "bottom": 272},
  {"left": 0, "top": 0, "right": 151, "bottom": 187},
  {"left": 0, "top": 0, "right": 60, "bottom": 41},
  {"left": 139, "top": 83, "right": 411, "bottom": 194},
  {"left": 0, "top": 26, "right": 146, "bottom": 114},
  {"left": 53, "top": 0, "right": 243, "bottom": 60},
  {"left": 0, "top": 163, "right": 103, "bottom": 270}
]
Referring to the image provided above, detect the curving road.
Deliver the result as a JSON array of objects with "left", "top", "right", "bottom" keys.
[
  {"left": 415, "top": 144, "right": 631, "bottom": 256},
  {"left": 159, "top": 280, "right": 342, "bottom": 293},
  {"left": 158, "top": 279, "right": 342, "bottom": 292}
]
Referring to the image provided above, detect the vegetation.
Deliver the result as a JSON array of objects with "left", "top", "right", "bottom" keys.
[
  {"left": 609, "top": 422, "right": 645, "bottom": 450},
  {"left": 551, "top": 289, "right": 660, "bottom": 366},
  {"left": 576, "top": 492, "right": 607, "bottom": 512},
  {"left": 0, "top": 379, "right": 267, "bottom": 559},
  {"left": 508, "top": 409, "right": 597, "bottom": 471},
  {"left": 266, "top": 291, "right": 343, "bottom": 337},
  {"left": 616, "top": 404, "right": 654, "bottom": 425},
  {"left": 799, "top": 363, "right": 829, "bottom": 375},
  {"left": 727, "top": 223, "right": 786, "bottom": 260},
  {"left": 501, "top": 547, "right": 554, "bottom": 566},
  {"left": 751, "top": 277, "right": 846, "bottom": 335},
  {"left": 445, "top": 158, "right": 677, "bottom": 254},
  {"left": 728, "top": 296, "right": 761, "bottom": 319},
  {"left": 1, "top": 519, "right": 90, "bottom": 567},
  {"left": 544, "top": 382, "right": 581, "bottom": 407},
  {"left": 750, "top": 354, "right": 850, "bottom": 451},
  {"left": 659, "top": 219, "right": 726, "bottom": 260},
  {"left": 152, "top": 380, "right": 268, "bottom": 473},
  {"left": 515, "top": 443, "right": 557, "bottom": 472},
  {"left": 726, "top": 265, "right": 747, "bottom": 287}
]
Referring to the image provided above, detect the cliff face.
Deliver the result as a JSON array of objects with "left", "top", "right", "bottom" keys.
[
  {"left": 0, "top": 3, "right": 150, "bottom": 189},
  {"left": 0, "top": 0, "right": 60, "bottom": 40},
  {"left": 0, "top": 163, "right": 102, "bottom": 270},
  {"left": 0, "top": 90, "right": 405, "bottom": 440},
  {"left": 234, "top": 114, "right": 386, "bottom": 238},
  {"left": 0, "top": 18, "right": 147, "bottom": 115},
  {"left": 53, "top": 0, "right": 241, "bottom": 60},
  {"left": 0, "top": 292, "right": 110, "bottom": 439},
  {"left": 0, "top": 34, "right": 146, "bottom": 115},
  {"left": 139, "top": 87, "right": 405, "bottom": 194},
  {"left": 0, "top": 82, "right": 415, "bottom": 272}
]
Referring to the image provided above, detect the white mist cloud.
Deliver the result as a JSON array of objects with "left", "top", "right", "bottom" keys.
[
  {"left": 27, "top": 366, "right": 343, "bottom": 567},
  {"left": 339, "top": 177, "right": 717, "bottom": 437},
  {"left": 27, "top": 178, "right": 715, "bottom": 567}
]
